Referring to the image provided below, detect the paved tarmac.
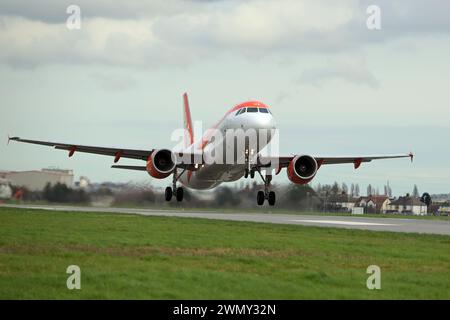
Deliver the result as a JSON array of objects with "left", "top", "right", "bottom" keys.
[{"left": 2, "top": 204, "right": 449, "bottom": 236}]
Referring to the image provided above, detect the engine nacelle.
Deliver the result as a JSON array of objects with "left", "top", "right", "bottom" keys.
[
  {"left": 287, "top": 155, "right": 318, "bottom": 184},
  {"left": 146, "top": 149, "right": 176, "bottom": 179}
]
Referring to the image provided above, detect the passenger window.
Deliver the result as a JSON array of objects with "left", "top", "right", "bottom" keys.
[
  {"left": 247, "top": 107, "right": 258, "bottom": 113},
  {"left": 259, "top": 108, "right": 269, "bottom": 113}
]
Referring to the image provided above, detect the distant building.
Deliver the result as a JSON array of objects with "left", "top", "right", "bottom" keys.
[
  {"left": 0, "top": 168, "right": 74, "bottom": 191},
  {"left": 324, "top": 194, "right": 358, "bottom": 213},
  {"left": 437, "top": 202, "right": 450, "bottom": 216},
  {"left": 427, "top": 204, "right": 441, "bottom": 215},
  {"left": 355, "top": 195, "right": 390, "bottom": 214},
  {"left": 351, "top": 207, "right": 364, "bottom": 215},
  {"left": 75, "top": 176, "right": 91, "bottom": 189},
  {"left": 0, "top": 178, "right": 13, "bottom": 199},
  {"left": 386, "top": 196, "right": 427, "bottom": 215}
]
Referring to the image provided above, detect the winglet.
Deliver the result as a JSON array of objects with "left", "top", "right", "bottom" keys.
[
  {"left": 6, "top": 135, "right": 18, "bottom": 145},
  {"left": 409, "top": 152, "right": 414, "bottom": 163}
]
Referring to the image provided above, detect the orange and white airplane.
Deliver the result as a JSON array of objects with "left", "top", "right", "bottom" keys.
[{"left": 9, "top": 93, "right": 413, "bottom": 206}]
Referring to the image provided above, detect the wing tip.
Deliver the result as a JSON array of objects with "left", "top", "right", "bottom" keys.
[{"left": 7, "top": 135, "right": 19, "bottom": 145}]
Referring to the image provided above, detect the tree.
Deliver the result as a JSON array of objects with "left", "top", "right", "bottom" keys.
[
  {"left": 331, "top": 182, "right": 340, "bottom": 195},
  {"left": 383, "top": 181, "right": 392, "bottom": 197},
  {"left": 341, "top": 183, "right": 349, "bottom": 195},
  {"left": 355, "top": 184, "right": 360, "bottom": 197},
  {"left": 315, "top": 183, "right": 322, "bottom": 193},
  {"left": 412, "top": 185, "right": 419, "bottom": 197},
  {"left": 420, "top": 192, "right": 432, "bottom": 207},
  {"left": 42, "top": 182, "right": 89, "bottom": 203},
  {"left": 285, "top": 184, "right": 318, "bottom": 209},
  {"left": 367, "top": 184, "right": 373, "bottom": 197},
  {"left": 213, "top": 186, "right": 241, "bottom": 207}
]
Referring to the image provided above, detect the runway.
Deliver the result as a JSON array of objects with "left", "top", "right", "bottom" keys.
[{"left": 2, "top": 204, "right": 450, "bottom": 236}]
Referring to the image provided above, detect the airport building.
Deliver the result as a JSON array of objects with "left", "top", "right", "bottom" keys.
[{"left": 0, "top": 168, "right": 74, "bottom": 191}]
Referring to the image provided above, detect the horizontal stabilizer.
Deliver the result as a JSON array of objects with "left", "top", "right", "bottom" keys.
[{"left": 111, "top": 165, "right": 147, "bottom": 171}]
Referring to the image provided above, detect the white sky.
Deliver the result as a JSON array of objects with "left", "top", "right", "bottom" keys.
[{"left": 0, "top": 0, "right": 449, "bottom": 195}]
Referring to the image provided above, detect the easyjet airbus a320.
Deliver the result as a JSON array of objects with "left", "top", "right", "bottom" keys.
[{"left": 9, "top": 93, "right": 413, "bottom": 206}]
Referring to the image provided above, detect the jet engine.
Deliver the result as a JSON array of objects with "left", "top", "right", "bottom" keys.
[
  {"left": 287, "top": 155, "right": 318, "bottom": 184},
  {"left": 146, "top": 149, "right": 176, "bottom": 179}
]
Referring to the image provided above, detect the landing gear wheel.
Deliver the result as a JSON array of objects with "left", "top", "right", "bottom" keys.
[
  {"left": 176, "top": 187, "right": 184, "bottom": 202},
  {"left": 244, "top": 169, "right": 249, "bottom": 178},
  {"left": 165, "top": 187, "right": 173, "bottom": 201},
  {"left": 257, "top": 191, "right": 265, "bottom": 206},
  {"left": 268, "top": 191, "right": 276, "bottom": 206},
  {"left": 250, "top": 169, "right": 255, "bottom": 179}
]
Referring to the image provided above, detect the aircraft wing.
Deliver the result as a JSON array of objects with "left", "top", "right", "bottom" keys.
[
  {"left": 8, "top": 136, "right": 153, "bottom": 162},
  {"left": 315, "top": 154, "right": 413, "bottom": 167},
  {"left": 260, "top": 153, "right": 413, "bottom": 171}
]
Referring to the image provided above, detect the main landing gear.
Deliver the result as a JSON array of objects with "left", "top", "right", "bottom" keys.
[
  {"left": 256, "top": 172, "right": 276, "bottom": 206},
  {"left": 165, "top": 168, "right": 185, "bottom": 202},
  {"left": 253, "top": 169, "right": 276, "bottom": 206}
]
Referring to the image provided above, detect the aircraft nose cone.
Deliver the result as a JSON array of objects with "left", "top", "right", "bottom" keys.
[
  {"left": 262, "top": 114, "right": 276, "bottom": 129},
  {"left": 255, "top": 114, "right": 276, "bottom": 130}
]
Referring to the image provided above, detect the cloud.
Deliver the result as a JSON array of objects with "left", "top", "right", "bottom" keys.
[
  {"left": 0, "top": 0, "right": 201, "bottom": 23},
  {"left": 90, "top": 71, "right": 137, "bottom": 92},
  {"left": 296, "top": 58, "right": 380, "bottom": 88},
  {"left": 0, "top": 0, "right": 449, "bottom": 68}
]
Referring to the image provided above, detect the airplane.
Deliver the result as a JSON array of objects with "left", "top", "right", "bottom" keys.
[{"left": 9, "top": 93, "right": 413, "bottom": 206}]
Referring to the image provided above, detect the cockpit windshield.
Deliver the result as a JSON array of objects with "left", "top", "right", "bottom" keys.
[
  {"left": 235, "top": 108, "right": 246, "bottom": 116},
  {"left": 235, "top": 107, "right": 271, "bottom": 116}
]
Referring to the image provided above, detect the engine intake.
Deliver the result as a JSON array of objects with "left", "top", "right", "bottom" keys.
[
  {"left": 287, "top": 155, "right": 318, "bottom": 184},
  {"left": 146, "top": 149, "right": 176, "bottom": 179}
]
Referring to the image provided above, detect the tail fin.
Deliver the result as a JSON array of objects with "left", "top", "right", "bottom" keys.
[{"left": 183, "top": 92, "right": 194, "bottom": 148}]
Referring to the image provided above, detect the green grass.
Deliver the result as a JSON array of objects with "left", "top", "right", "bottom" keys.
[{"left": 0, "top": 207, "right": 449, "bottom": 299}]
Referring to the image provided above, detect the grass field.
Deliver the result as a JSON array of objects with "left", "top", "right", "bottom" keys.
[{"left": 0, "top": 207, "right": 449, "bottom": 299}]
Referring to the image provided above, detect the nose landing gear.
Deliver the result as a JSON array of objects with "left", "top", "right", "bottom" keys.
[
  {"left": 244, "top": 145, "right": 257, "bottom": 179},
  {"left": 244, "top": 150, "right": 276, "bottom": 206}
]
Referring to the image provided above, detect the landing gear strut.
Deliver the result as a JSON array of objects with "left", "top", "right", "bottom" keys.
[
  {"left": 165, "top": 168, "right": 185, "bottom": 202},
  {"left": 256, "top": 170, "right": 275, "bottom": 206},
  {"left": 244, "top": 146, "right": 250, "bottom": 178}
]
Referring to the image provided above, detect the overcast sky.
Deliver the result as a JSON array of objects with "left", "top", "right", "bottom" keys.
[{"left": 1, "top": 0, "right": 449, "bottom": 195}]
